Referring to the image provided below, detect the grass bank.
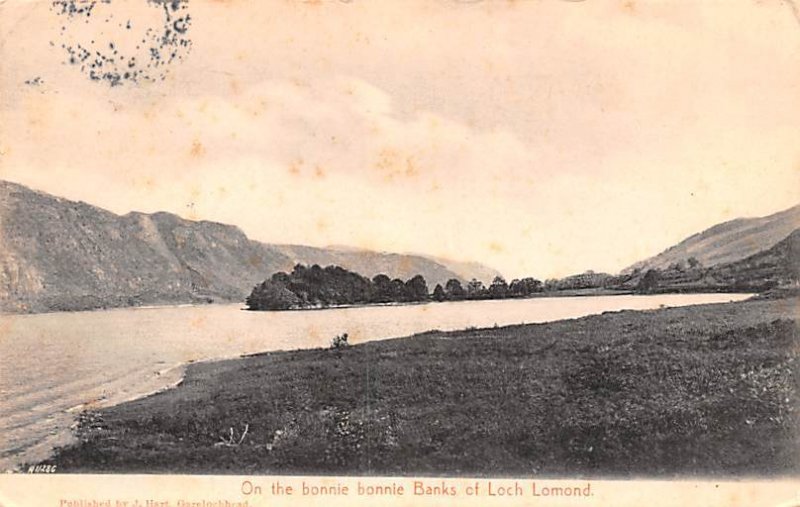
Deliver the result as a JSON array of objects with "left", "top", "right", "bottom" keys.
[{"left": 51, "top": 297, "right": 799, "bottom": 476}]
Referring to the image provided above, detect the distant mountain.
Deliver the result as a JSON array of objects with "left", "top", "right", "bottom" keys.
[
  {"left": 321, "top": 245, "right": 502, "bottom": 284},
  {"left": 0, "top": 181, "right": 292, "bottom": 313},
  {"left": 0, "top": 180, "right": 499, "bottom": 313},
  {"left": 270, "top": 245, "right": 466, "bottom": 289},
  {"left": 624, "top": 204, "right": 800, "bottom": 273},
  {"left": 424, "top": 256, "right": 503, "bottom": 285}
]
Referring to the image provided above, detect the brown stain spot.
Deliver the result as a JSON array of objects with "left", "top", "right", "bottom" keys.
[
  {"left": 351, "top": 238, "right": 379, "bottom": 253},
  {"left": 185, "top": 186, "right": 202, "bottom": 220},
  {"left": 229, "top": 78, "right": 241, "bottom": 95},
  {"left": 316, "top": 218, "right": 329, "bottom": 233},
  {"left": 375, "top": 148, "right": 420, "bottom": 181},
  {"left": 288, "top": 159, "right": 304, "bottom": 176},
  {"left": 190, "top": 140, "right": 206, "bottom": 158},
  {"left": 622, "top": 0, "right": 637, "bottom": 14},
  {"left": 307, "top": 326, "right": 321, "bottom": 342},
  {"left": 546, "top": 242, "right": 564, "bottom": 257},
  {"left": 0, "top": 317, "right": 14, "bottom": 340},
  {"left": 489, "top": 242, "right": 505, "bottom": 253},
  {"left": 314, "top": 165, "right": 326, "bottom": 179},
  {"left": 291, "top": 77, "right": 309, "bottom": 89},
  {"left": 248, "top": 255, "right": 264, "bottom": 268},
  {"left": 354, "top": 31, "right": 371, "bottom": 45},
  {"left": 142, "top": 101, "right": 161, "bottom": 122},
  {"left": 24, "top": 95, "right": 51, "bottom": 132},
  {"left": 133, "top": 176, "right": 156, "bottom": 191},
  {"left": 190, "top": 315, "right": 207, "bottom": 330},
  {"left": 248, "top": 98, "right": 269, "bottom": 118}
]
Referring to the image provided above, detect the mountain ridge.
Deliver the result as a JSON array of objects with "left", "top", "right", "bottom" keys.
[
  {"left": 624, "top": 204, "right": 800, "bottom": 274},
  {"left": 0, "top": 180, "right": 498, "bottom": 313}
]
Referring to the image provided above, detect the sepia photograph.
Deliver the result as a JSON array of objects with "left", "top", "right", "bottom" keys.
[{"left": 0, "top": 0, "right": 799, "bottom": 505}]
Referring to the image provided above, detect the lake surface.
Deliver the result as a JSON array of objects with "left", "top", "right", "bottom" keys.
[{"left": 0, "top": 293, "right": 751, "bottom": 470}]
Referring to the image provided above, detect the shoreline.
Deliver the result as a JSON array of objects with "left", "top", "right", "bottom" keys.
[
  {"left": 1, "top": 362, "right": 189, "bottom": 473},
  {"left": 45, "top": 295, "right": 800, "bottom": 476},
  {"left": 2, "top": 286, "right": 764, "bottom": 317}
]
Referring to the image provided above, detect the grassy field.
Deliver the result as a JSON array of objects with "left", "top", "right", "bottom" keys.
[{"left": 51, "top": 296, "right": 799, "bottom": 477}]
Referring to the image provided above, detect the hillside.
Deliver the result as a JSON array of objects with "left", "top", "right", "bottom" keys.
[
  {"left": 425, "top": 255, "right": 503, "bottom": 285},
  {"left": 624, "top": 204, "right": 800, "bottom": 273},
  {"left": 0, "top": 180, "right": 497, "bottom": 313},
  {"left": 709, "top": 228, "right": 800, "bottom": 289},
  {"left": 0, "top": 181, "right": 292, "bottom": 313},
  {"left": 613, "top": 228, "right": 800, "bottom": 293}
]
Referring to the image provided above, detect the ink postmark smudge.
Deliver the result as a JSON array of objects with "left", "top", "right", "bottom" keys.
[{"left": 50, "top": 0, "right": 192, "bottom": 87}]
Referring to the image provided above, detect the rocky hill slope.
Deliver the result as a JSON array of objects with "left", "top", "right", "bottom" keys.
[
  {"left": 0, "top": 181, "right": 495, "bottom": 313},
  {"left": 624, "top": 204, "right": 800, "bottom": 273}
]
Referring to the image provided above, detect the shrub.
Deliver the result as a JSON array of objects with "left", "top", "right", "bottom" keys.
[{"left": 331, "top": 333, "right": 349, "bottom": 349}]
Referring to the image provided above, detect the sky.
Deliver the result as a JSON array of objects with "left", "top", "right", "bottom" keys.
[{"left": 1, "top": 0, "right": 799, "bottom": 279}]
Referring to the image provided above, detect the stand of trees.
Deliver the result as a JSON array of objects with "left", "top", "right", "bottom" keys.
[
  {"left": 435, "top": 276, "right": 544, "bottom": 301},
  {"left": 246, "top": 264, "right": 432, "bottom": 310},
  {"left": 245, "top": 265, "right": 546, "bottom": 311}
]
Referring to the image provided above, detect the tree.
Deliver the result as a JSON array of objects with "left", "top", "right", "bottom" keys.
[
  {"left": 246, "top": 280, "right": 301, "bottom": 310},
  {"left": 444, "top": 278, "right": 466, "bottom": 300},
  {"left": 432, "top": 283, "right": 446, "bottom": 302},
  {"left": 371, "top": 274, "right": 393, "bottom": 303},
  {"left": 405, "top": 274, "right": 429, "bottom": 302},
  {"left": 466, "top": 278, "right": 486, "bottom": 299},
  {"left": 522, "top": 277, "right": 543, "bottom": 294},
  {"left": 488, "top": 276, "right": 509, "bottom": 299},
  {"left": 389, "top": 278, "right": 408, "bottom": 301},
  {"left": 271, "top": 271, "right": 292, "bottom": 285},
  {"left": 687, "top": 257, "right": 702, "bottom": 270},
  {"left": 637, "top": 269, "right": 661, "bottom": 293},
  {"left": 510, "top": 277, "right": 543, "bottom": 297}
]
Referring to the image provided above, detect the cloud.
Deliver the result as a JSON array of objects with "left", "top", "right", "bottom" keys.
[{"left": 1, "top": 0, "right": 798, "bottom": 278}]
